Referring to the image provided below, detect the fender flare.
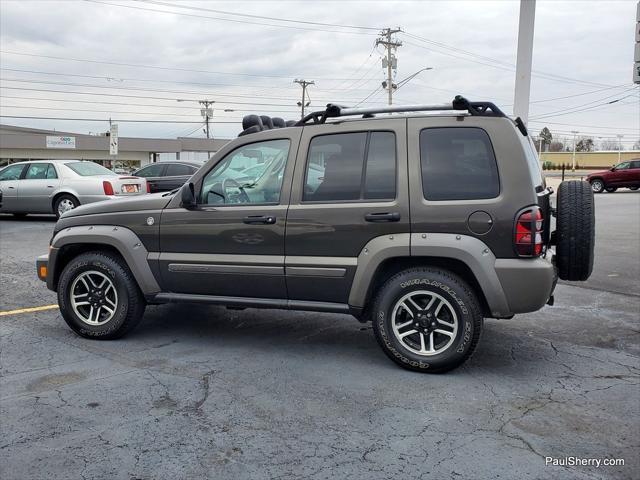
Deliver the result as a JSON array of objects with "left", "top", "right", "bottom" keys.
[
  {"left": 50, "top": 225, "right": 160, "bottom": 295},
  {"left": 348, "top": 233, "right": 511, "bottom": 318}
]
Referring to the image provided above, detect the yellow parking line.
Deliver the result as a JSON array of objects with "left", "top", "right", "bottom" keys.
[{"left": 0, "top": 304, "right": 59, "bottom": 317}]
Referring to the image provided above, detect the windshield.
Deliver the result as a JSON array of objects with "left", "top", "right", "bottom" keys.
[{"left": 65, "top": 162, "right": 116, "bottom": 176}]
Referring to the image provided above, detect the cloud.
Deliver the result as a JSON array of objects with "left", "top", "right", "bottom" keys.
[{"left": 0, "top": 0, "right": 637, "bottom": 141}]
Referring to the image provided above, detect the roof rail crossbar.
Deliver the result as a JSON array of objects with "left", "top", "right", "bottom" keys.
[{"left": 297, "top": 95, "right": 505, "bottom": 125}]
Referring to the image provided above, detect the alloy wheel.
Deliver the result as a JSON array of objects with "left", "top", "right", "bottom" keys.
[
  {"left": 391, "top": 290, "right": 459, "bottom": 356},
  {"left": 70, "top": 271, "right": 118, "bottom": 326}
]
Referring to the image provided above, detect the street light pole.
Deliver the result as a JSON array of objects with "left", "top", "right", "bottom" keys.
[
  {"left": 571, "top": 130, "right": 579, "bottom": 171},
  {"left": 617, "top": 134, "right": 624, "bottom": 163}
]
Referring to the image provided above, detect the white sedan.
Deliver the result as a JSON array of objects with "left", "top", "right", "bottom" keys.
[{"left": 0, "top": 160, "right": 149, "bottom": 218}]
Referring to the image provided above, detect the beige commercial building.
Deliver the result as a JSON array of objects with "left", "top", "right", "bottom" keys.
[
  {"left": 0, "top": 124, "right": 230, "bottom": 171},
  {"left": 539, "top": 151, "right": 640, "bottom": 169}
]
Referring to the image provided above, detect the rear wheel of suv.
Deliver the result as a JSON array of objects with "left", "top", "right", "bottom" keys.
[
  {"left": 371, "top": 267, "right": 483, "bottom": 373},
  {"left": 57, "top": 251, "right": 146, "bottom": 339},
  {"left": 556, "top": 180, "right": 595, "bottom": 281},
  {"left": 590, "top": 179, "right": 604, "bottom": 193}
]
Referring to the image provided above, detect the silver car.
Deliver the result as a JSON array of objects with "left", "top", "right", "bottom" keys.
[{"left": 0, "top": 160, "right": 148, "bottom": 218}]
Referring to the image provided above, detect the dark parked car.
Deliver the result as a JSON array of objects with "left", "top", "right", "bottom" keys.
[
  {"left": 37, "top": 97, "right": 595, "bottom": 373},
  {"left": 586, "top": 160, "right": 640, "bottom": 193},
  {"left": 133, "top": 161, "right": 201, "bottom": 193}
]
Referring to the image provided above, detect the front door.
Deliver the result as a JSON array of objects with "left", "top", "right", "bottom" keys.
[
  {"left": 159, "top": 132, "right": 300, "bottom": 299},
  {"left": 0, "top": 164, "right": 28, "bottom": 212},
  {"left": 285, "top": 119, "right": 409, "bottom": 305},
  {"left": 19, "top": 163, "right": 61, "bottom": 213}
]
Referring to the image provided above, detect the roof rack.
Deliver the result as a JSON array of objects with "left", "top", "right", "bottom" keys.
[{"left": 295, "top": 95, "right": 506, "bottom": 126}]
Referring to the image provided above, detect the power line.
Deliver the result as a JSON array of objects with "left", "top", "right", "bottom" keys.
[
  {"left": 134, "top": 0, "right": 380, "bottom": 31},
  {"left": 0, "top": 115, "right": 240, "bottom": 124},
  {"left": 0, "top": 94, "right": 301, "bottom": 114},
  {"left": 84, "top": 0, "right": 378, "bottom": 36},
  {"left": 530, "top": 88, "right": 639, "bottom": 120},
  {"left": 528, "top": 119, "right": 640, "bottom": 132},
  {"left": 0, "top": 51, "right": 382, "bottom": 81},
  {"left": 401, "top": 31, "right": 617, "bottom": 89}
]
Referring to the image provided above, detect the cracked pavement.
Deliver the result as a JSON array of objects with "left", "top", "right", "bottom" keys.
[{"left": 1, "top": 192, "right": 639, "bottom": 479}]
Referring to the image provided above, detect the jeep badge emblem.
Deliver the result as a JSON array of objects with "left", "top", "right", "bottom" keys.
[{"left": 146, "top": 217, "right": 155, "bottom": 226}]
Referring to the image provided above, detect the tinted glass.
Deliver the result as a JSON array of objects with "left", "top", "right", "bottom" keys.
[
  {"left": 304, "top": 131, "right": 396, "bottom": 202},
  {"left": 201, "top": 139, "right": 290, "bottom": 205},
  {"left": 631, "top": 160, "right": 640, "bottom": 169},
  {"left": 0, "top": 164, "right": 25, "bottom": 181},
  {"left": 166, "top": 164, "right": 195, "bottom": 176},
  {"left": 25, "top": 163, "right": 50, "bottom": 180},
  {"left": 46, "top": 164, "right": 58, "bottom": 179},
  {"left": 364, "top": 132, "right": 396, "bottom": 199},
  {"left": 136, "top": 164, "right": 164, "bottom": 177},
  {"left": 420, "top": 127, "right": 499, "bottom": 200},
  {"left": 66, "top": 162, "right": 116, "bottom": 176}
]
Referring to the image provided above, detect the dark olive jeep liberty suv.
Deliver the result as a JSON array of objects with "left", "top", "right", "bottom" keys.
[{"left": 37, "top": 97, "right": 595, "bottom": 373}]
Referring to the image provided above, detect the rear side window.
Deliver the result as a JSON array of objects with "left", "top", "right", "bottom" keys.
[
  {"left": 166, "top": 164, "right": 195, "bottom": 176},
  {"left": 25, "top": 163, "right": 51, "bottom": 180},
  {"left": 420, "top": 127, "right": 499, "bottom": 201},
  {"left": 136, "top": 164, "right": 165, "bottom": 177},
  {"left": 303, "top": 131, "right": 396, "bottom": 202}
]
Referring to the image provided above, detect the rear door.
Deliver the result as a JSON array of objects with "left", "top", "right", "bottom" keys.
[
  {"left": 19, "top": 163, "right": 61, "bottom": 213},
  {"left": 162, "top": 163, "right": 197, "bottom": 191},
  {"left": 285, "top": 119, "right": 409, "bottom": 305},
  {"left": 135, "top": 163, "right": 166, "bottom": 193}
]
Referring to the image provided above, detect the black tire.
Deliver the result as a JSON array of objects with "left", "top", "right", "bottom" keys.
[
  {"left": 629, "top": 187, "right": 639, "bottom": 191},
  {"left": 589, "top": 178, "right": 604, "bottom": 193},
  {"left": 556, "top": 180, "right": 595, "bottom": 281},
  {"left": 54, "top": 194, "right": 79, "bottom": 219},
  {"left": 57, "top": 251, "right": 146, "bottom": 339},
  {"left": 605, "top": 187, "right": 617, "bottom": 193},
  {"left": 371, "top": 267, "right": 483, "bottom": 373}
]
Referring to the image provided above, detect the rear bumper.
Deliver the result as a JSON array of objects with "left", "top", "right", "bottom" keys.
[{"left": 495, "top": 256, "right": 557, "bottom": 314}]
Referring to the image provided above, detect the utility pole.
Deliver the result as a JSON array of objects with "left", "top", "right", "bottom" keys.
[
  {"left": 294, "top": 79, "right": 314, "bottom": 118},
  {"left": 571, "top": 130, "right": 579, "bottom": 171},
  {"left": 198, "top": 100, "right": 214, "bottom": 140},
  {"left": 617, "top": 134, "right": 624, "bottom": 163},
  {"left": 376, "top": 28, "right": 402, "bottom": 105},
  {"left": 513, "top": 0, "right": 536, "bottom": 124}
]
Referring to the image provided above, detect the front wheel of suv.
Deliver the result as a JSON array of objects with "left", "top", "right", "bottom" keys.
[
  {"left": 371, "top": 267, "right": 483, "bottom": 373},
  {"left": 57, "top": 251, "right": 146, "bottom": 339},
  {"left": 590, "top": 179, "right": 604, "bottom": 193}
]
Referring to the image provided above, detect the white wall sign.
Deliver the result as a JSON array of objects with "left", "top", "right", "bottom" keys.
[
  {"left": 46, "top": 136, "right": 76, "bottom": 149},
  {"left": 110, "top": 124, "right": 119, "bottom": 155}
]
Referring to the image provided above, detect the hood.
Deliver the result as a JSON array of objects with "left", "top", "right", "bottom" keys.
[
  {"left": 62, "top": 192, "right": 173, "bottom": 218},
  {"left": 587, "top": 168, "right": 612, "bottom": 177}
]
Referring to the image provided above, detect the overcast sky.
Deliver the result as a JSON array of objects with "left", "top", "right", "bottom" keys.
[{"left": 0, "top": 0, "right": 638, "bottom": 146}]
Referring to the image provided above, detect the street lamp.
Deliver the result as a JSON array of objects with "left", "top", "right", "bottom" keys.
[
  {"left": 617, "top": 134, "right": 624, "bottom": 163},
  {"left": 571, "top": 130, "right": 579, "bottom": 172},
  {"left": 393, "top": 67, "right": 433, "bottom": 92}
]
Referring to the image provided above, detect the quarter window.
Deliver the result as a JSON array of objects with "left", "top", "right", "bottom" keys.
[
  {"left": 200, "top": 139, "right": 290, "bottom": 205},
  {"left": 303, "top": 131, "right": 396, "bottom": 202},
  {"left": 420, "top": 127, "right": 499, "bottom": 201}
]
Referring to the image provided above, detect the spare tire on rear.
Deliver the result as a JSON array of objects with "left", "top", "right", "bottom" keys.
[{"left": 555, "top": 180, "right": 595, "bottom": 281}]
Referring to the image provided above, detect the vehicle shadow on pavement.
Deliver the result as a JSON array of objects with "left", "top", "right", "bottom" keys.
[{"left": 0, "top": 214, "right": 57, "bottom": 222}]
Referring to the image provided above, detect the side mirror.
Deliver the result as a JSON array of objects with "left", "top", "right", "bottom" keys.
[
  {"left": 181, "top": 182, "right": 196, "bottom": 209},
  {"left": 609, "top": 167, "right": 615, "bottom": 171}
]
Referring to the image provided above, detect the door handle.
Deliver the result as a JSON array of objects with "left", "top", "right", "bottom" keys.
[
  {"left": 46, "top": 185, "right": 55, "bottom": 188},
  {"left": 243, "top": 215, "right": 276, "bottom": 225},
  {"left": 364, "top": 212, "right": 401, "bottom": 223}
]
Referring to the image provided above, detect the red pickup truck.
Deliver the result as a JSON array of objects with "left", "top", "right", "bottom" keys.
[{"left": 587, "top": 159, "right": 640, "bottom": 193}]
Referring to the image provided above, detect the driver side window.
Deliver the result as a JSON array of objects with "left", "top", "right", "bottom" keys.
[{"left": 200, "top": 139, "right": 290, "bottom": 206}]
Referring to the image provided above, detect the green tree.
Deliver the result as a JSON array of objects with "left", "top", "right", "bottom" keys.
[{"left": 538, "top": 127, "right": 553, "bottom": 151}]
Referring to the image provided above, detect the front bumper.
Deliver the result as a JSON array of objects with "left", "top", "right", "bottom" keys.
[{"left": 36, "top": 254, "right": 49, "bottom": 283}]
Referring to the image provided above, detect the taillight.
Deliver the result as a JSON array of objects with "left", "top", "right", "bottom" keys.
[
  {"left": 515, "top": 206, "right": 543, "bottom": 256},
  {"left": 146, "top": 181, "right": 151, "bottom": 193},
  {"left": 102, "top": 181, "right": 114, "bottom": 195}
]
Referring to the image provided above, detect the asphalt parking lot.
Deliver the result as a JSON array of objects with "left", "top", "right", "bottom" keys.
[{"left": 1, "top": 191, "right": 638, "bottom": 480}]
